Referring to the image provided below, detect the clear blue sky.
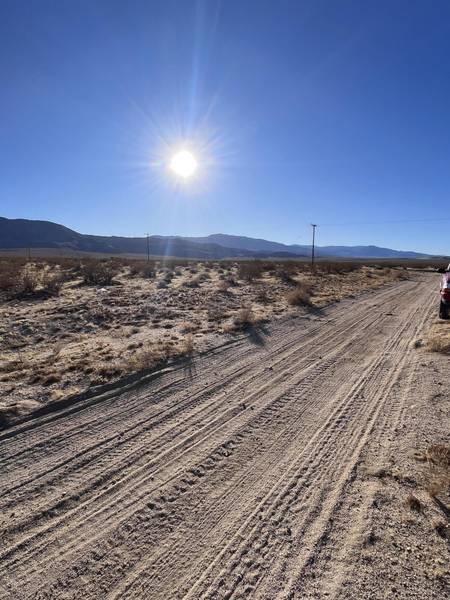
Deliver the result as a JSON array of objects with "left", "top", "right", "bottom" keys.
[{"left": 1, "top": 0, "right": 450, "bottom": 254}]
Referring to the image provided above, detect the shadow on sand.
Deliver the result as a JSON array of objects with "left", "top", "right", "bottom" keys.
[
  {"left": 183, "top": 354, "right": 197, "bottom": 380},
  {"left": 245, "top": 323, "right": 271, "bottom": 347},
  {"left": 434, "top": 496, "right": 450, "bottom": 522}
]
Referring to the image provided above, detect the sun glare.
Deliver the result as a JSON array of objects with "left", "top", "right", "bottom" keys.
[{"left": 170, "top": 150, "right": 198, "bottom": 178}]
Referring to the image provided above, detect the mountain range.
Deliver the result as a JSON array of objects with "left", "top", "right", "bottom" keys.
[{"left": 0, "top": 217, "right": 431, "bottom": 259}]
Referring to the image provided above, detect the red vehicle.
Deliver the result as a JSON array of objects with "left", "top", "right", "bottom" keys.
[{"left": 438, "top": 268, "right": 450, "bottom": 319}]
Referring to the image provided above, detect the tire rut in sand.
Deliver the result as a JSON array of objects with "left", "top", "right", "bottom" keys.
[
  {"left": 0, "top": 278, "right": 434, "bottom": 600},
  {"left": 1, "top": 286, "right": 395, "bottom": 557}
]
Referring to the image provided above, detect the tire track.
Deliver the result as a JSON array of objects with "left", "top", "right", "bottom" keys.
[{"left": 0, "top": 277, "right": 434, "bottom": 600}]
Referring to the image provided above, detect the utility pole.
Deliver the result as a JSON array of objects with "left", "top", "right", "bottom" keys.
[
  {"left": 311, "top": 224, "right": 317, "bottom": 272},
  {"left": 146, "top": 233, "right": 150, "bottom": 262}
]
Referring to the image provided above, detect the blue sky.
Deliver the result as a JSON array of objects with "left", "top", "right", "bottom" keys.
[{"left": 1, "top": 0, "right": 450, "bottom": 254}]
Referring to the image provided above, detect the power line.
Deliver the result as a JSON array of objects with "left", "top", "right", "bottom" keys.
[{"left": 318, "top": 216, "right": 450, "bottom": 227}]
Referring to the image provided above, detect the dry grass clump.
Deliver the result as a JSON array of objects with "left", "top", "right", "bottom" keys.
[
  {"left": 286, "top": 282, "right": 312, "bottom": 306},
  {"left": 118, "top": 343, "right": 171, "bottom": 373},
  {"left": 180, "top": 320, "right": 199, "bottom": 333},
  {"left": 182, "top": 333, "right": 195, "bottom": 356},
  {"left": 427, "top": 323, "right": 450, "bottom": 354},
  {"left": 427, "top": 444, "right": 450, "bottom": 467},
  {"left": 236, "top": 306, "right": 256, "bottom": 327},
  {"left": 423, "top": 444, "right": 450, "bottom": 499},
  {"left": 119, "top": 335, "right": 196, "bottom": 375},
  {"left": 224, "top": 306, "right": 258, "bottom": 332},
  {"left": 389, "top": 267, "right": 409, "bottom": 281}
]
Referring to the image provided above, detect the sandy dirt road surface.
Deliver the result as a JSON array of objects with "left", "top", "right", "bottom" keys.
[{"left": 1, "top": 275, "right": 448, "bottom": 599}]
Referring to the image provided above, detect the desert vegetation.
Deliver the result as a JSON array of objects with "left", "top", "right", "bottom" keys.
[
  {"left": 426, "top": 321, "right": 450, "bottom": 353},
  {"left": 0, "top": 254, "right": 440, "bottom": 422}
]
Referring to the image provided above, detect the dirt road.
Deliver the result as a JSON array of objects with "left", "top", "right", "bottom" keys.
[{"left": 0, "top": 276, "right": 444, "bottom": 599}]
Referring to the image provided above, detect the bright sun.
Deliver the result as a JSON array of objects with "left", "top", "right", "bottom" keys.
[{"left": 170, "top": 150, "right": 198, "bottom": 178}]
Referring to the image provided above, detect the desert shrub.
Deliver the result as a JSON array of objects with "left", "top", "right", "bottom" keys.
[
  {"left": 322, "top": 262, "right": 339, "bottom": 275},
  {"left": 87, "top": 304, "right": 114, "bottom": 324},
  {"left": 237, "top": 261, "right": 265, "bottom": 282},
  {"left": 81, "top": 260, "right": 119, "bottom": 286},
  {"left": 141, "top": 264, "right": 156, "bottom": 278},
  {"left": 318, "top": 262, "right": 360, "bottom": 275},
  {"left": 197, "top": 271, "right": 211, "bottom": 282},
  {"left": 120, "top": 337, "right": 194, "bottom": 375},
  {"left": 156, "top": 270, "right": 173, "bottom": 287},
  {"left": 19, "top": 265, "right": 40, "bottom": 294},
  {"left": 62, "top": 260, "right": 84, "bottom": 277},
  {"left": 264, "top": 261, "right": 277, "bottom": 272},
  {"left": 42, "top": 270, "right": 65, "bottom": 295},
  {"left": 129, "top": 261, "right": 156, "bottom": 278},
  {"left": 233, "top": 306, "right": 256, "bottom": 329},
  {"left": 218, "top": 273, "right": 237, "bottom": 287},
  {"left": 217, "top": 279, "right": 231, "bottom": 293},
  {"left": 207, "top": 303, "right": 226, "bottom": 322},
  {"left": 0, "top": 262, "right": 22, "bottom": 293},
  {"left": 182, "top": 277, "right": 200, "bottom": 288},
  {"left": 255, "top": 286, "right": 271, "bottom": 304},
  {"left": 286, "top": 283, "right": 312, "bottom": 306},
  {"left": 182, "top": 334, "right": 195, "bottom": 356},
  {"left": 276, "top": 264, "right": 298, "bottom": 285},
  {"left": 390, "top": 268, "right": 409, "bottom": 281}
]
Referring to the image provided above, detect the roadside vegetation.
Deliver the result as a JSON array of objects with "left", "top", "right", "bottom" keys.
[
  {"left": 426, "top": 321, "right": 450, "bottom": 354},
  {"left": 0, "top": 254, "right": 446, "bottom": 425}
]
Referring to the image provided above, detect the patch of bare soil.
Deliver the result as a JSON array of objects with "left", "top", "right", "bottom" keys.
[
  {"left": 0, "top": 274, "right": 447, "bottom": 600},
  {"left": 0, "top": 259, "right": 410, "bottom": 425}
]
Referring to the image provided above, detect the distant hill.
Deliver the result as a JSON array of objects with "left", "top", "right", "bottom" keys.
[
  {"left": 0, "top": 218, "right": 258, "bottom": 259},
  {"left": 182, "top": 233, "right": 308, "bottom": 256},
  {"left": 0, "top": 217, "right": 431, "bottom": 259},
  {"left": 182, "top": 233, "right": 429, "bottom": 259}
]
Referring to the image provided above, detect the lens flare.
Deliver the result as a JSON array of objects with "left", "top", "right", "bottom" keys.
[{"left": 169, "top": 150, "right": 198, "bottom": 178}]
